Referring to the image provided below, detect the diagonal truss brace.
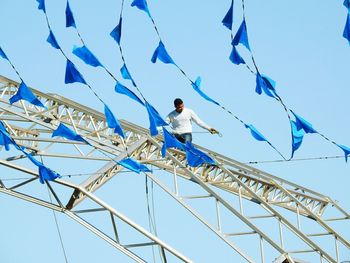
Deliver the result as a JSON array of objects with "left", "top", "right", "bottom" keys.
[{"left": 0, "top": 159, "right": 192, "bottom": 263}]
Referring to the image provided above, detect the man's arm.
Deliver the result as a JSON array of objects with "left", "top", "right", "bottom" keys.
[
  {"left": 190, "top": 109, "right": 211, "bottom": 131},
  {"left": 190, "top": 109, "right": 219, "bottom": 134}
]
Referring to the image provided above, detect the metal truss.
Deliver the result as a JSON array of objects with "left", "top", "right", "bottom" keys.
[{"left": 0, "top": 75, "right": 349, "bottom": 262}]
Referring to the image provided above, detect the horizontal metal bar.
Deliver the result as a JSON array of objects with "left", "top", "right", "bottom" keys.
[
  {"left": 247, "top": 215, "right": 275, "bottom": 219},
  {"left": 287, "top": 249, "right": 316, "bottom": 254},
  {"left": 324, "top": 217, "right": 350, "bottom": 222},
  {"left": 181, "top": 194, "right": 212, "bottom": 199},
  {"left": 36, "top": 152, "right": 110, "bottom": 161},
  {"left": 225, "top": 231, "right": 257, "bottom": 237},
  {"left": 124, "top": 242, "right": 158, "bottom": 248},
  {"left": 307, "top": 232, "right": 332, "bottom": 237},
  {"left": 73, "top": 208, "right": 107, "bottom": 214}
]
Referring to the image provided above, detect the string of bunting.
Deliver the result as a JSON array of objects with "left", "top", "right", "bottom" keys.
[
  {"left": 64, "top": 0, "right": 167, "bottom": 139},
  {"left": 129, "top": 0, "right": 286, "bottom": 160},
  {"left": 64, "top": 0, "right": 220, "bottom": 166},
  {"left": 35, "top": 0, "right": 126, "bottom": 141},
  {"left": 0, "top": 46, "right": 151, "bottom": 178},
  {"left": 0, "top": 1, "right": 217, "bottom": 183},
  {"left": 222, "top": 0, "right": 350, "bottom": 161}
]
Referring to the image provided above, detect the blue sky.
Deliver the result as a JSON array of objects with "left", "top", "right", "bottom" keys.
[{"left": 0, "top": 0, "right": 349, "bottom": 262}]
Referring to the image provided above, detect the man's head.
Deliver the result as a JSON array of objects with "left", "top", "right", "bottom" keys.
[{"left": 174, "top": 98, "right": 184, "bottom": 113}]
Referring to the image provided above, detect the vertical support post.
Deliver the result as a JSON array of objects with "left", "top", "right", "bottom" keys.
[
  {"left": 259, "top": 235, "right": 265, "bottom": 263},
  {"left": 278, "top": 219, "right": 284, "bottom": 249},
  {"left": 215, "top": 198, "right": 222, "bottom": 232},
  {"left": 238, "top": 186, "right": 244, "bottom": 215},
  {"left": 173, "top": 166, "right": 179, "bottom": 196},
  {"left": 296, "top": 204, "right": 301, "bottom": 231},
  {"left": 160, "top": 247, "right": 167, "bottom": 263},
  {"left": 335, "top": 236, "right": 339, "bottom": 263},
  {"left": 110, "top": 212, "right": 120, "bottom": 243}
]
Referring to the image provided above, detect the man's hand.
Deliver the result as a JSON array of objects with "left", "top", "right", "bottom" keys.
[{"left": 210, "top": 128, "right": 219, "bottom": 134}]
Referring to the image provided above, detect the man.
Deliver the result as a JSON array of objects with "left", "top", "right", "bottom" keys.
[{"left": 166, "top": 98, "right": 218, "bottom": 143}]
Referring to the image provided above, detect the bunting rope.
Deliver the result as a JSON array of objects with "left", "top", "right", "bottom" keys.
[
  {"left": 111, "top": 0, "right": 147, "bottom": 101},
  {"left": 0, "top": 41, "right": 152, "bottom": 182},
  {"left": 66, "top": 0, "right": 145, "bottom": 100},
  {"left": 35, "top": 0, "right": 127, "bottom": 144},
  {"left": 129, "top": 0, "right": 286, "bottom": 160},
  {"left": 223, "top": 0, "right": 350, "bottom": 161},
  {"left": 64, "top": 0, "right": 170, "bottom": 141}
]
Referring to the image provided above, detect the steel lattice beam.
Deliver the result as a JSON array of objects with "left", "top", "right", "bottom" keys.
[{"left": 0, "top": 75, "right": 349, "bottom": 262}]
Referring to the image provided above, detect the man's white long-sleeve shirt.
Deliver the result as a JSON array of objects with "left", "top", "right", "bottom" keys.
[{"left": 166, "top": 108, "right": 211, "bottom": 134}]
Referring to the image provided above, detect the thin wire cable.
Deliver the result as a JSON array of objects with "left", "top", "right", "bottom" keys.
[
  {"left": 0, "top": 154, "right": 345, "bottom": 182},
  {"left": 46, "top": 186, "right": 69, "bottom": 263},
  {"left": 246, "top": 155, "right": 345, "bottom": 164},
  {"left": 41, "top": 153, "right": 69, "bottom": 263},
  {"left": 145, "top": 175, "right": 157, "bottom": 263}
]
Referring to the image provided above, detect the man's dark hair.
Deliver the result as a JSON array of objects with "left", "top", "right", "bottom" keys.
[{"left": 174, "top": 98, "right": 183, "bottom": 107}]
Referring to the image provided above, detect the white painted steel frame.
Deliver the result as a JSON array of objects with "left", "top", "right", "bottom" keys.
[{"left": 0, "top": 75, "right": 349, "bottom": 262}]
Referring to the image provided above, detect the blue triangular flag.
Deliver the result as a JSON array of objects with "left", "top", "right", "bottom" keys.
[
  {"left": 25, "top": 153, "right": 61, "bottom": 184},
  {"left": 47, "top": 30, "right": 60, "bottom": 50},
  {"left": 118, "top": 157, "right": 151, "bottom": 173},
  {"left": 255, "top": 73, "right": 277, "bottom": 98},
  {"left": 291, "top": 120, "right": 305, "bottom": 158},
  {"left": 0, "top": 121, "right": 15, "bottom": 151},
  {"left": 222, "top": 1, "right": 233, "bottom": 30},
  {"left": 0, "top": 47, "right": 9, "bottom": 60},
  {"left": 9, "top": 82, "right": 46, "bottom": 108},
  {"left": 65, "top": 60, "right": 87, "bottom": 85},
  {"left": 120, "top": 63, "right": 132, "bottom": 80},
  {"left": 38, "top": 165, "right": 61, "bottom": 184},
  {"left": 229, "top": 44, "right": 245, "bottom": 65},
  {"left": 52, "top": 123, "right": 86, "bottom": 143},
  {"left": 145, "top": 102, "right": 168, "bottom": 136},
  {"left": 161, "top": 128, "right": 186, "bottom": 157},
  {"left": 291, "top": 111, "right": 317, "bottom": 134},
  {"left": 337, "top": 144, "right": 350, "bottom": 162},
  {"left": 151, "top": 41, "right": 175, "bottom": 65},
  {"left": 0, "top": 121, "right": 22, "bottom": 151},
  {"left": 104, "top": 104, "right": 125, "bottom": 138},
  {"left": 115, "top": 82, "right": 144, "bottom": 106},
  {"left": 72, "top": 45, "right": 103, "bottom": 67},
  {"left": 185, "top": 142, "right": 216, "bottom": 167},
  {"left": 245, "top": 124, "right": 267, "bottom": 142},
  {"left": 0, "top": 132, "right": 12, "bottom": 151},
  {"left": 120, "top": 64, "right": 136, "bottom": 86},
  {"left": 131, "top": 0, "right": 151, "bottom": 16},
  {"left": 191, "top": 77, "right": 220, "bottom": 106},
  {"left": 232, "top": 19, "right": 251, "bottom": 51},
  {"left": 65, "top": 0, "right": 76, "bottom": 28},
  {"left": 343, "top": 13, "right": 350, "bottom": 45},
  {"left": 36, "top": 0, "right": 46, "bottom": 12},
  {"left": 110, "top": 17, "right": 122, "bottom": 45}
]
